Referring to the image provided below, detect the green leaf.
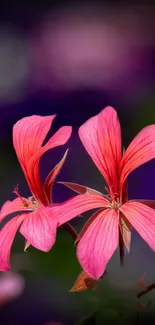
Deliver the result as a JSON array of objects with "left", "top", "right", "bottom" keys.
[
  {"left": 74, "top": 312, "right": 96, "bottom": 325},
  {"left": 27, "top": 228, "right": 80, "bottom": 278},
  {"left": 95, "top": 308, "right": 121, "bottom": 325}
]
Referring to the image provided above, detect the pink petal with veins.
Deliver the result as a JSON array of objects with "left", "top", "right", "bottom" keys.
[
  {"left": 44, "top": 149, "right": 69, "bottom": 203},
  {"left": 79, "top": 106, "right": 122, "bottom": 195},
  {"left": 0, "top": 214, "right": 26, "bottom": 271},
  {"left": 45, "top": 125, "right": 72, "bottom": 148},
  {"left": 50, "top": 194, "right": 110, "bottom": 226},
  {"left": 0, "top": 198, "right": 32, "bottom": 222},
  {"left": 77, "top": 208, "right": 119, "bottom": 279},
  {"left": 120, "top": 201, "right": 155, "bottom": 251},
  {"left": 20, "top": 205, "right": 59, "bottom": 252},
  {"left": 13, "top": 115, "right": 56, "bottom": 204},
  {"left": 120, "top": 125, "right": 155, "bottom": 192},
  {"left": 13, "top": 115, "right": 72, "bottom": 204},
  {"left": 27, "top": 125, "right": 72, "bottom": 204}
]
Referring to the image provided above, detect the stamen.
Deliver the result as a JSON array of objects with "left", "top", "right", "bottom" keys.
[
  {"left": 104, "top": 186, "right": 110, "bottom": 194},
  {"left": 13, "top": 184, "right": 20, "bottom": 197},
  {"left": 104, "top": 186, "right": 112, "bottom": 200},
  {"left": 105, "top": 185, "right": 120, "bottom": 201},
  {"left": 13, "top": 185, "right": 29, "bottom": 207}
]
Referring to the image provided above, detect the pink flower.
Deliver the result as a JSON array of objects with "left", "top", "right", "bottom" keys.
[
  {"left": 0, "top": 115, "right": 72, "bottom": 271},
  {"left": 55, "top": 106, "right": 155, "bottom": 279},
  {"left": 0, "top": 272, "right": 25, "bottom": 307}
]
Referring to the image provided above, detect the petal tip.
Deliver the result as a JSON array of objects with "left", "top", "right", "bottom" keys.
[{"left": 0, "top": 265, "right": 11, "bottom": 272}]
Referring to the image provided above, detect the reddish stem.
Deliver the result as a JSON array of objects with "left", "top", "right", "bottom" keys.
[
  {"left": 119, "top": 179, "right": 128, "bottom": 267},
  {"left": 137, "top": 282, "right": 155, "bottom": 299},
  {"left": 119, "top": 228, "right": 124, "bottom": 267}
]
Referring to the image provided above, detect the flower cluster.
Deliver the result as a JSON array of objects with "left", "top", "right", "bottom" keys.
[{"left": 1, "top": 106, "right": 155, "bottom": 281}]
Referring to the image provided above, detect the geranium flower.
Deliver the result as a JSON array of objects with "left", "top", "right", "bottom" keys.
[
  {"left": 0, "top": 114, "right": 72, "bottom": 271},
  {"left": 56, "top": 106, "right": 155, "bottom": 279}
]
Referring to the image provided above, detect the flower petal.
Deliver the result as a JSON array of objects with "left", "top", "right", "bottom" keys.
[
  {"left": 13, "top": 114, "right": 56, "bottom": 172},
  {"left": 0, "top": 214, "right": 26, "bottom": 271},
  {"left": 13, "top": 115, "right": 72, "bottom": 205},
  {"left": 79, "top": 106, "right": 122, "bottom": 195},
  {"left": 44, "top": 149, "right": 69, "bottom": 203},
  {"left": 119, "top": 213, "right": 132, "bottom": 252},
  {"left": 120, "top": 125, "right": 155, "bottom": 192},
  {"left": 45, "top": 126, "right": 72, "bottom": 148},
  {"left": 51, "top": 194, "right": 110, "bottom": 226},
  {"left": 75, "top": 209, "right": 104, "bottom": 244},
  {"left": 70, "top": 270, "right": 97, "bottom": 292},
  {"left": 120, "top": 201, "right": 155, "bottom": 251},
  {"left": 13, "top": 115, "right": 56, "bottom": 177},
  {"left": 58, "top": 181, "right": 103, "bottom": 196},
  {"left": 77, "top": 209, "right": 119, "bottom": 279},
  {"left": 0, "top": 198, "right": 32, "bottom": 222},
  {"left": 20, "top": 205, "right": 59, "bottom": 252},
  {"left": 28, "top": 126, "right": 72, "bottom": 204},
  {"left": 13, "top": 115, "right": 56, "bottom": 204},
  {"left": 132, "top": 200, "right": 155, "bottom": 210}
]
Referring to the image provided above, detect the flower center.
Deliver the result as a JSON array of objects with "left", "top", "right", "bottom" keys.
[
  {"left": 104, "top": 186, "right": 122, "bottom": 210},
  {"left": 28, "top": 196, "right": 39, "bottom": 209},
  {"left": 111, "top": 198, "right": 121, "bottom": 210}
]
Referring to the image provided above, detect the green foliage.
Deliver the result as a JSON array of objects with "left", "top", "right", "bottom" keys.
[
  {"left": 74, "top": 312, "right": 96, "bottom": 325},
  {"left": 27, "top": 228, "right": 80, "bottom": 278},
  {"left": 11, "top": 229, "right": 153, "bottom": 324}
]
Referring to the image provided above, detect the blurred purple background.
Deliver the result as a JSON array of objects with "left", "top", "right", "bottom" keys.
[{"left": 1, "top": 1, "right": 155, "bottom": 324}]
